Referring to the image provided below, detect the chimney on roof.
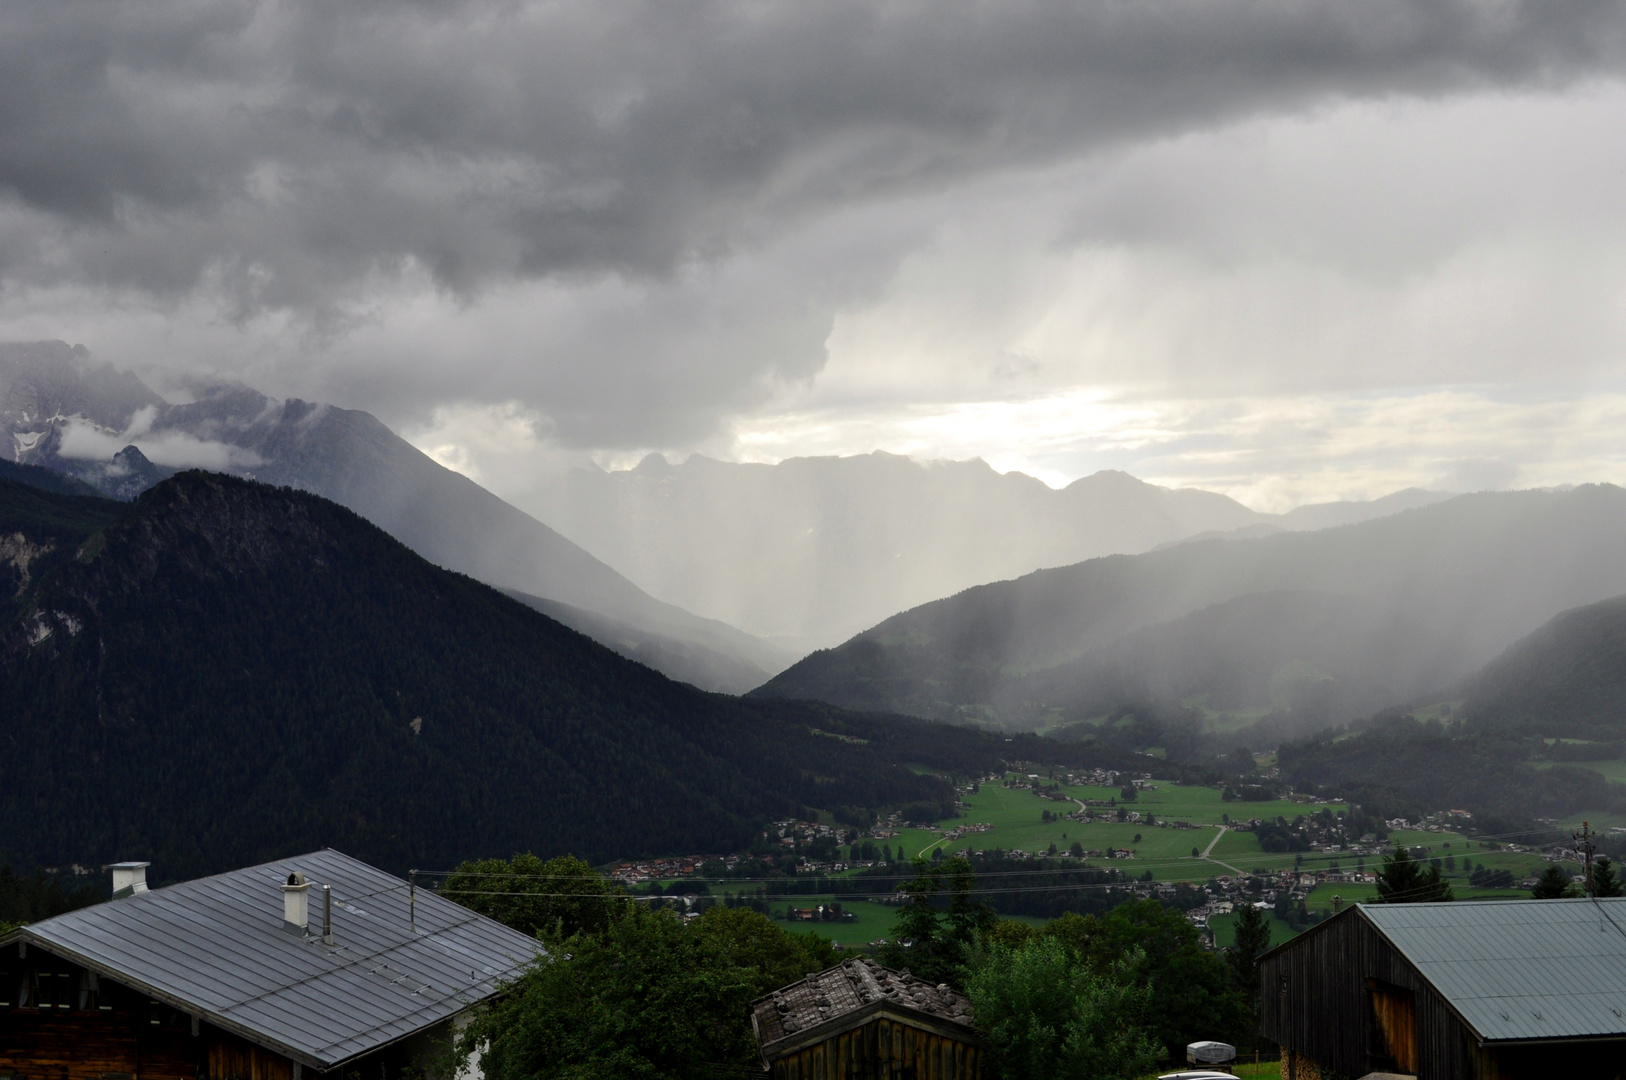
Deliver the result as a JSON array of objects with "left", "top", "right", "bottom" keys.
[
  {"left": 107, "top": 862, "right": 150, "bottom": 899},
  {"left": 281, "top": 872, "right": 311, "bottom": 936}
]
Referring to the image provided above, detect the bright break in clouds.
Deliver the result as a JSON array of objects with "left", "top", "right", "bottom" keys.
[{"left": 3, "top": 0, "right": 1626, "bottom": 508}]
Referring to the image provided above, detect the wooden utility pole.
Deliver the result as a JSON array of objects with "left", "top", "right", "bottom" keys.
[{"left": 1575, "top": 821, "right": 1597, "bottom": 898}]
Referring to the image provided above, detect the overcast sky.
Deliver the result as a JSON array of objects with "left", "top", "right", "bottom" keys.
[{"left": 4, "top": 0, "right": 1626, "bottom": 510}]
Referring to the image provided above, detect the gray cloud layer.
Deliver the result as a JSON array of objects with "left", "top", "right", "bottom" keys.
[
  {"left": 5, "top": 0, "right": 1624, "bottom": 312},
  {"left": 4, "top": 0, "right": 1626, "bottom": 476}
]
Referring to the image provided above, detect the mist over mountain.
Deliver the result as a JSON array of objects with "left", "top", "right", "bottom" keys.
[
  {"left": 1464, "top": 593, "right": 1626, "bottom": 740},
  {"left": 523, "top": 451, "right": 1450, "bottom": 648},
  {"left": 0, "top": 341, "right": 787, "bottom": 692},
  {"left": 0, "top": 470, "right": 1027, "bottom": 880},
  {"left": 754, "top": 486, "right": 1626, "bottom": 734}
]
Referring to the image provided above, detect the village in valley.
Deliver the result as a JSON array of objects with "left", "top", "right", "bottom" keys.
[{"left": 600, "top": 765, "right": 1571, "bottom": 953}]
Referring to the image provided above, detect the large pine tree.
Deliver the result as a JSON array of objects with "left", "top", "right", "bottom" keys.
[{"left": 1374, "top": 846, "right": 1454, "bottom": 903}]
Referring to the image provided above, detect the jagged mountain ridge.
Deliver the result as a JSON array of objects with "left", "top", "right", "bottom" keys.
[
  {"left": 0, "top": 341, "right": 788, "bottom": 692},
  {"left": 518, "top": 450, "right": 1451, "bottom": 648},
  {"left": 753, "top": 486, "right": 1626, "bottom": 732},
  {"left": 0, "top": 471, "right": 997, "bottom": 880}
]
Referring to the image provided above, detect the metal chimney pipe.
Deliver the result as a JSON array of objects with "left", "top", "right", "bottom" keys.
[{"left": 322, "top": 884, "right": 333, "bottom": 944}]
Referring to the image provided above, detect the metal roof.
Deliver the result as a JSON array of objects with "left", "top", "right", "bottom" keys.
[
  {"left": 1358, "top": 898, "right": 1626, "bottom": 1043},
  {"left": 1, "top": 850, "right": 542, "bottom": 1071}
]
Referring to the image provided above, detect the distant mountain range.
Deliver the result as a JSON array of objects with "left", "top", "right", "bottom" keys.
[
  {"left": 0, "top": 471, "right": 1037, "bottom": 880},
  {"left": 521, "top": 451, "right": 1450, "bottom": 647},
  {"left": 0, "top": 341, "right": 787, "bottom": 692},
  {"left": 754, "top": 486, "right": 1626, "bottom": 734}
]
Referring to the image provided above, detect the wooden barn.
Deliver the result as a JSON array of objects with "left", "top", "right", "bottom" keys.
[
  {"left": 1, "top": 850, "right": 540, "bottom": 1080},
  {"left": 750, "top": 959, "right": 982, "bottom": 1080},
  {"left": 1259, "top": 898, "right": 1626, "bottom": 1079}
]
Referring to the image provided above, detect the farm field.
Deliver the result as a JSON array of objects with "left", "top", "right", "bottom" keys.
[
  {"left": 772, "top": 774, "right": 1569, "bottom": 948},
  {"left": 780, "top": 896, "right": 1047, "bottom": 947},
  {"left": 768, "top": 897, "right": 897, "bottom": 947},
  {"left": 883, "top": 773, "right": 1348, "bottom": 884},
  {"left": 1207, "top": 909, "right": 1298, "bottom": 949}
]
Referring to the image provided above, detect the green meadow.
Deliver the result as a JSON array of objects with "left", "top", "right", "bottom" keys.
[{"left": 792, "top": 774, "right": 1564, "bottom": 946}]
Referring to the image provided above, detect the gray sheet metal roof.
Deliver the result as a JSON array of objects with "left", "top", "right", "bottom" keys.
[
  {"left": 1359, "top": 898, "right": 1626, "bottom": 1043},
  {"left": 3, "top": 850, "right": 542, "bottom": 1071}
]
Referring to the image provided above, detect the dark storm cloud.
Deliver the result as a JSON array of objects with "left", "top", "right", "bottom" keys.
[{"left": 4, "top": 0, "right": 1625, "bottom": 317}]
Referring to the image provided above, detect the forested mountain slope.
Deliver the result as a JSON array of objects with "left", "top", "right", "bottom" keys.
[
  {"left": 754, "top": 486, "right": 1626, "bottom": 731},
  {"left": 524, "top": 450, "right": 1448, "bottom": 647},
  {"left": 1277, "top": 593, "right": 1626, "bottom": 826},
  {"left": 0, "top": 473, "right": 1005, "bottom": 882},
  {"left": 0, "top": 341, "right": 786, "bottom": 691},
  {"left": 1465, "top": 594, "right": 1626, "bottom": 739}
]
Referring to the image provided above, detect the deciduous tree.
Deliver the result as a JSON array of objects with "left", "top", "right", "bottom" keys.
[
  {"left": 464, "top": 905, "right": 834, "bottom": 1080},
  {"left": 441, "top": 853, "right": 624, "bottom": 942},
  {"left": 965, "top": 936, "right": 1158, "bottom": 1080}
]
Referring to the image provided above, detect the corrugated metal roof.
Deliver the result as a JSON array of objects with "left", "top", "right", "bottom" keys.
[
  {"left": 1358, "top": 898, "right": 1626, "bottom": 1043},
  {"left": 3, "top": 850, "right": 542, "bottom": 1070}
]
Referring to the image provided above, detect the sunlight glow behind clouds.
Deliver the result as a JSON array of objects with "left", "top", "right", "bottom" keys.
[{"left": 6, "top": 2, "right": 1626, "bottom": 508}]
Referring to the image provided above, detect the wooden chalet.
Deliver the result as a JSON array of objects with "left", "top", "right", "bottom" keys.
[
  {"left": 1, "top": 850, "right": 540, "bottom": 1080},
  {"left": 750, "top": 958, "right": 982, "bottom": 1080},
  {"left": 1260, "top": 898, "right": 1626, "bottom": 1079}
]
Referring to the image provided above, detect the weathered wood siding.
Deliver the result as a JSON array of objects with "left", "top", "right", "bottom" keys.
[
  {"left": 1, "top": 984, "right": 202, "bottom": 1080},
  {"left": 768, "top": 1015, "right": 981, "bottom": 1080},
  {"left": 2, "top": 947, "right": 260, "bottom": 1080},
  {"left": 1259, "top": 909, "right": 1626, "bottom": 1080},
  {"left": 206, "top": 1034, "right": 292, "bottom": 1080},
  {"left": 1368, "top": 981, "right": 1417, "bottom": 1073},
  {"left": 1258, "top": 909, "right": 1477, "bottom": 1080}
]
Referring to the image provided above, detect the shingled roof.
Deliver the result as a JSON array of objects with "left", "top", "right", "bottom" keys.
[
  {"left": 0, "top": 849, "right": 542, "bottom": 1071},
  {"left": 751, "top": 958, "right": 978, "bottom": 1061}
]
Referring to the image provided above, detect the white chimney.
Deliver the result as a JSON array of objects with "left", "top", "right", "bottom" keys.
[
  {"left": 107, "top": 862, "right": 150, "bottom": 899},
  {"left": 281, "top": 872, "right": 311, "bottom": 936}
]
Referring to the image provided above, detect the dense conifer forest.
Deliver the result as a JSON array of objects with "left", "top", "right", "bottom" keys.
[{"left": 0, "top": 472, "right": 1091, "bottom": 882}]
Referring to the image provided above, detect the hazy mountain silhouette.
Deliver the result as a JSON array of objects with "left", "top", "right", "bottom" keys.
[
  {"left": 0, "top": 340, "right": 787, "bottom": 691},
  {"left": 522, "top": 451, "right": 1450, "bottom": 648},
  {"left": 755, "top": 486, "right": 1626, "bottom": 731}
]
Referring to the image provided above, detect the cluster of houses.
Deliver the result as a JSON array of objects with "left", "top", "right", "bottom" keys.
[
  {"left": 609, "top": 854, "right": 728, "bottom": 885},
  {"left": 933, "top": 823, "right": 994, "bottom": 845},
  {"left": 769, "top": 819, "right": 852, "bottom": 848},
  {"left": 1178, "top": 869, "right": 1380, "bottom": 931}
]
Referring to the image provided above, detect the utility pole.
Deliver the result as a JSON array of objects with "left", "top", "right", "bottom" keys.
[{"left": 1575, "top": 821, "right": 1597, "bottom": 898}]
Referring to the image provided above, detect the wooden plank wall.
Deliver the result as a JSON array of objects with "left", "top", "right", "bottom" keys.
[
  {"left": 205, "top": 1035, "right": 292, "bottom": 1080},
  {"left": 0, "top": 1001, "right": 201, "bottom": 1080},
  {"left": 1368, "top": 984, "right": 1417, "bottom": 1073},
  {"left": 1258, "top": 911, "right": 1478, "bottom": 1080},
  {"left": 2, "top": 948, "right": 241, "bottom": 1080},
  {"left": 768, "top": 1016, "right": 981, "bottom": 1080}
]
